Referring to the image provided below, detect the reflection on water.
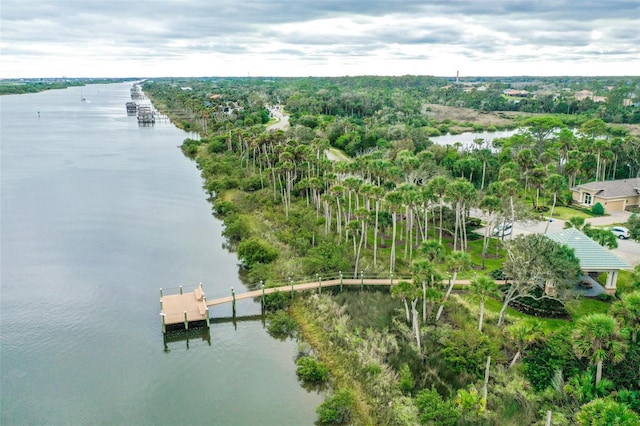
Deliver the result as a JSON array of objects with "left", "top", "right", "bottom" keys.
[
  {"left": 163, "top": 327, "right": 212, "bottom": 351},
  {"left": 430, "top": 129, "right": 519, "bottom": 147}
]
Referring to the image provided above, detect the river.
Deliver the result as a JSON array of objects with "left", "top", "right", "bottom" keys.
[{"left": 0, "top": 83, "right": 321, "bottom": 425}]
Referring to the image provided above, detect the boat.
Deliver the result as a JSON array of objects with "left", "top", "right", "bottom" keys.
[
  {"left": 126, "top": 102, "right": 137, "bottom": 114},
  {"left": 137, "top": 105, "right": 155, "bottom": 124}
]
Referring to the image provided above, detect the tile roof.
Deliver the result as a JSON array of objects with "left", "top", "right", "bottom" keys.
[
  {"left": 573, "top": 178, "right": 640, "bottom": 199},
  {"left": 546, "top": 228, "right": 631, "bottom": 270}
]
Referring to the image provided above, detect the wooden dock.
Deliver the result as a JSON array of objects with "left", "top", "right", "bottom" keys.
[
  {"left": 160, "top": 284, "right": 209, "bottom": 333},
  {"left": 159, "top": 275, "right": 506, "bottom": 332}
]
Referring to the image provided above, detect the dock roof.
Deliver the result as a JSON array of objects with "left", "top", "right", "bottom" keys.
[{"left": 546, "top": 228, "right": 631, "bottom": 270}]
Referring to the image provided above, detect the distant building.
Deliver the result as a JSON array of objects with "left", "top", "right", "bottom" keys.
[
  {"left": 575, "top": 89, "right": 607, "bottom": 103},
  {"left": 574, "top": 90, "right": 593, "bottom": 101},
  {"left": 503, "top": 89, "right": 529, "bottom": 97}
]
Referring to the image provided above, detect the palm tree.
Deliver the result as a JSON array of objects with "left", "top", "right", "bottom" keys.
[
  {"left": 500, "top": 179, "right": 520, "bottom": 239},
  {"left": 369, "top": 185, "right": 386, "bottom": 267},
  {"left": 426, "top": 176, "right": 448, "bottom": 244},
  {"left": 418, "top": 239, "right": 445, "bottom": 263},
  {"left": 610, "top": 291, "right": 640, "bottom": 344},
  {"left": 478, "top": 194, "right": 501, "bottom": 269},
  {"left": 573, "top": 313, "right": 627, "bottom": 384},
  {"left": 469, "top": 275, "right": 500, "bottom": 332},
  {"left": 391, "top": 280, "right": 413, "bottom": 324},
  {"left": 391, "top": 280, "right": 421, "bottom": 351},
  {"left": 564, "top": 216, "right": 587, "bottom": 230},
  {"left": 445, "top": 178, "right": 476, "bottom": 251},
  {"left": 352, "top": 208, "right": 369, "bottom": 278},
  {"left": 436, "top": 251, "right": 472, "bottom": 321},
  {"left": 587, "top": 228, "right": 618, "bottom": 249},
  {"left": 506, "top": 319, "right": 544, "bottom": 368},
  {"left": 528, "top": 166, "right": 547, "bottom": 209},
  {"left": 544, "top": 173, "right": 566, "bottom": 234},
  {"left": 386, "top": 190, "right": 404, "bottom": 273},
  {"left": 412, "top": 258, "right": 443, "bottom": 322}
]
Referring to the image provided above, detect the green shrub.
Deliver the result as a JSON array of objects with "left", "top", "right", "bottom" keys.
[
  {"left": 237, "top": 237, "right": 278, "bottom": 268},
  {"left": 415, "top": 387, "right": 460, "bottom": 425},
  {"left": 222, "top": 215, "right": 251, "bottom": 242},
  {"left": 523, "top": 328, "right": 584, "bottom": 391},
  {"left": 398, "top": 364, "right": 414, "bottom": 395},
  {"left": 207, "top": 139, "right": 226, "bottom": 153},
  {"left": 302, "top": 241, "right": 351, "bottom": 275},
  {"left": 264, "top": 291, "right": 290, "bottom": 311},
  {"left": 316, "top": 388, "right": 356, "bottom": 425},
  {"left": 213, "top": 199, "right": 236, "bottom": 216},
  {"left": 591, "top": 202, "right": 605, "bottom": 216},
  {"left": 596, "top": 293, "right": 614, "bottom": 302},
  {"left": 295, "top": 356, "right": 329, "bottom": 384},
  {"left": 266, "top": 310, "right": 297, "bottom": 339},
  {"left": 575, "top": 398, "right": 639, "bottom": 425}
]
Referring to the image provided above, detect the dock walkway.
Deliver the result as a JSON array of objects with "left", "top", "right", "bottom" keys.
[{"left": 160, "top": 275, "right": 507, "bottom": 332}]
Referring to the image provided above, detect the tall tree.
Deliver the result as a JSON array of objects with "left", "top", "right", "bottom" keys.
[
  {"left": 543, "top": 173, "right": 566, "bottom": 234},
  {"left": 499, "top": 234, "right": 581, "bottom": 325},
  {"left": 412, "top": 258, "right": 443, "bottom": 322},
  {"left": 500, "top": 179, "right": 520, "bottom": 238},
  {"left": 392, "top": 280, "right": 422, "bottom": 351},
  {"left": 436, "top": 251, "right": 472, "bottom": 321},
  {"left": 445, "top": 178, "right": 476, "bottom": 251},
  {"left": 573, "top": 313, "right": 627, "bottom": 384},
  {"left": 469, "top": 275, "right": 500, "bottom": 332},
  {"left": 523, "top": 115, "right": 565, "bottom": 158},
  {"left": 369, "top": 185, "right": 386, "bottom": 267},
  {"left": 427, "top": 176, "right": 449, "bottom": 244},
  {"left": 386, "top": 190, "right": 404, "bottom": 273}
]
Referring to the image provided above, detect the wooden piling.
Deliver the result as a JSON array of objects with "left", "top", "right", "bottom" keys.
[
  {"left": 360, "top": 271, "right": 364, "bottom": 291},
  {"left": 339, "top": 271, "right": 343, "bottom": 292},
  {"left": 231, "top": 287, "right": 236, "bottom": 317},
  {"left": 289, "top": 277, "right": 294, "bottom": 299},
  {"left": 261, "top": 282, "right": 265, "bottom": 309},
  {"left": 183, "top": 311, "right": 188, "bottom": 330}
]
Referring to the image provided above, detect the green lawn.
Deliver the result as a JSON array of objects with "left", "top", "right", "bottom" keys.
[
  {"left": 548, "top": 206, "right": 593, "bottom": 221},
  {"left": 479, "top": 295, "right": 612, "bottom": 332},
  {"left": 477, "top": 297, "right": 571, "bottom": 332},
  {"left": 564, "top": 298, "right": 610, "bottom": 318}
]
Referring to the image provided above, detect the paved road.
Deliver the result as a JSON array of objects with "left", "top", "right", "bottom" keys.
[
  {"left": 475, "top": 210, "right": 640, "bottom": 267},
  {"left": 266, "top": 105, "right": 289, "bottom": 131}
]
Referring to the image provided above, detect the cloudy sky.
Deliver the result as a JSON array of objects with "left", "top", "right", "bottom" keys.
[{"left": 2, "top": 0, "right": 639, "bottom": 78}]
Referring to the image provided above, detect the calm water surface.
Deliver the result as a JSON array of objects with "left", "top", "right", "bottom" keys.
[
  {"left": 430, "top": 129, "right": 518, "bottom": 147},
  {"left": 0, "top": 83, "right": 321, "bottom": 425}
]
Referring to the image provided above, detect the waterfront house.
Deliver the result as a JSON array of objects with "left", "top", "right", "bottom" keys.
[{"left": 571, "top": 178, "right": 640, "bottom": 212}]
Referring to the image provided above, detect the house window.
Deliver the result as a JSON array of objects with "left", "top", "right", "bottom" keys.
[{"left": 584, "top": 193, "right": 592, "bottom": 205}]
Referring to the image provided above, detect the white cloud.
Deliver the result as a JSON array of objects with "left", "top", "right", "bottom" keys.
[{"left": 1, "top": 0, "right": 639, "bottom": 78}]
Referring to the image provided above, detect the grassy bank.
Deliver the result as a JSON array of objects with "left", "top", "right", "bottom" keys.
[{"left": 290, "top": 299, "right": 377, "bottom": 425}]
